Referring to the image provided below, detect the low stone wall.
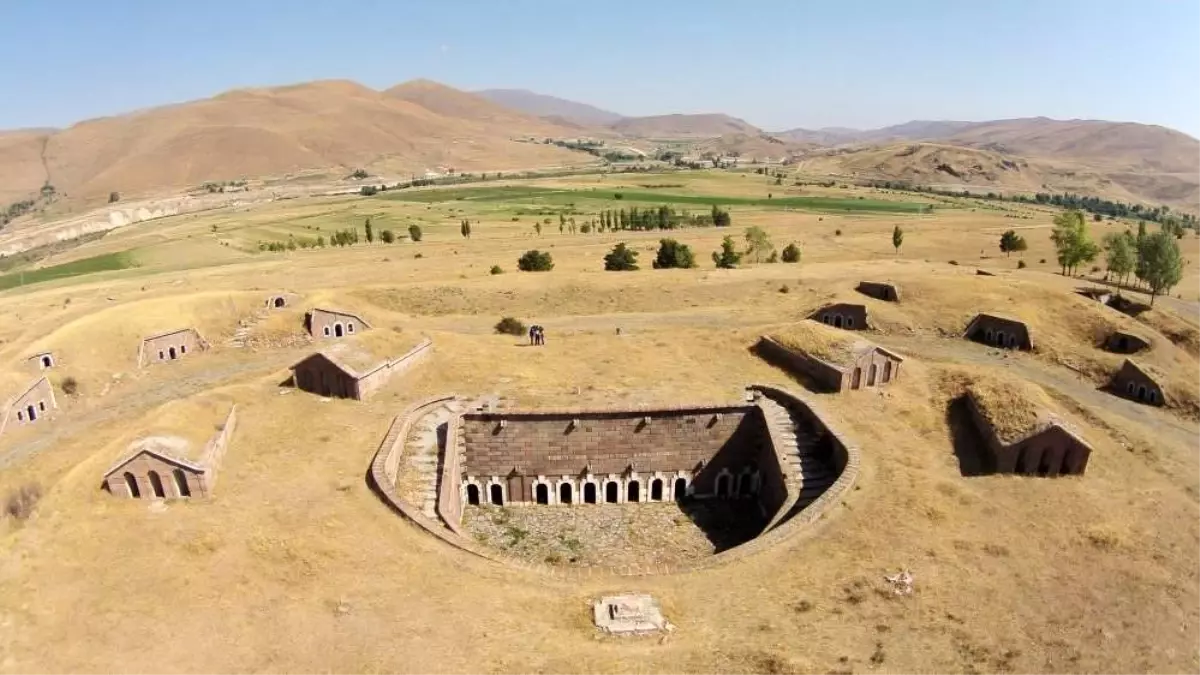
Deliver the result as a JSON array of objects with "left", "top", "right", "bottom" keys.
[
  {"left": 369, "top": 385, "right": 864, "bottom": 579},
  {"left": 358, "top": 338, "right": 433, "bottom": 399},
  {"left": 435, "top": 413, "right": 466, "bottom": 537},
  {"left": 200, "top": 405, "right": 238, "bottom": 491},
  {"left": 755, "top": 336, "right": 845, "bottom": 392}
]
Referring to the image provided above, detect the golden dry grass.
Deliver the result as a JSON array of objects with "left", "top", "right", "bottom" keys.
[
  {"left": 769, "top": 321, "right": 866, "bottom": 365},
  {"left": 0, "top": 173, "right": 1197, "bottom": 673},
  {"left": 963, "top": 371, "right": 1059, "bottom": 444}
]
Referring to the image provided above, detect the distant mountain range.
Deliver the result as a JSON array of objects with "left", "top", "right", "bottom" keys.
[{"left": 0, "top": 80, "right": 1195, "bottom": 213}]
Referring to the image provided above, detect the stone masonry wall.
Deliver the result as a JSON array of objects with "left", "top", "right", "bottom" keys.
[
  {"left": 462, "top": 405, "right": 765, "bottom": 503},
  {"left": 756, "top": 336, "right": 846, "bottom": 392}
]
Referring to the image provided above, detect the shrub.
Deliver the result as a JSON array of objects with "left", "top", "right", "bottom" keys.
[
  {"left": 61, "top": 376, "right": 78, "bottom": 396},
  {"left": 603, "top": 242, "right": 639, "bottom": 271},
  {"left": 494, "top": 317, "right": 526, "bottom": 336},
  {"left": 949, "top": 260, "right": 959, "bottom": 265},
  {"left": 781, "top": 242, "right": 801, "bottom": 263},
  {"left": 360, "top": 185, "right": 378, "bottom": 196},
  {"left": 108, "top": 191, "right": 120, "bottom": 203},
  {"left": 1039, "top": 258, "right": 1047, "bottom": 264},
  {"left": 1017, "top": 260, "right": 1027, "bottom": 269},
  {"left": 490, "top": 265, "right": 503, "bottom": 275},
  {"left": 414, "top": 253, "right": 424, "bottom": 259},
  {"left": 517, "top": 249, "right": 554, "bottom": 272},
  {"left": 408, "top": 224, "right": 423, "bottom": 242},
  {"left": 5, "top": 483, "right": 41, "bottom": 521},
  {"left": 835, "top": 229, "right": 842, "bottom": 236},
  {"left": 380, "top": 229, "right": 395, "bottom": 244},
  {"left": 712, "top": 235, "right": 743, "bottom": 269},
  {"left": 351, "top": 168, "right": 369, "bottom": 179},
  {"left": 766, "top": 250, "right": 779, "bottom": 263},
  {"left": 653, "top": 239, "right": 697, "bottom": 269},
  {"left": 779, "top": 285, "right": 790, "bottom": 293}
]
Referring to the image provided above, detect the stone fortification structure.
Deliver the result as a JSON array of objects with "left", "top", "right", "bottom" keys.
[
  {"left": 103, "top": 405, "right": 238, "bottom": 499},
  {"left": 138, "top": 328, "right": 208, "bottom": 367},
  {"left": 291, "top": 338, "right": 432, "bottom": 400}
]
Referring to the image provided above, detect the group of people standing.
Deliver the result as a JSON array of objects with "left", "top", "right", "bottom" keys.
[{"left": 528, "top": 324, "right": 546, "bottom": 346}]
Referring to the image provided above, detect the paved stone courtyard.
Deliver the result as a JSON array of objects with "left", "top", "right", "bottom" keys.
[{"left": 462, "top": 499, "right": 766, "bottom": 568}]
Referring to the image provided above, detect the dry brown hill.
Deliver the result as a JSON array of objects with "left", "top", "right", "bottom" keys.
[
  {"left": 5, "top": 80, "right": 584, "bottom": 206},
  {"left": 608, "top": 113, "right": 761, "bottom": 138},
  {"left": 384, "top": 79, "right": 566, "bottom": 135},
  {"left": 0, "top": 130, "right": 53, "bottom": 204}
]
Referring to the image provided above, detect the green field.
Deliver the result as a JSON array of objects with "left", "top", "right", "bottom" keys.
[
  {"left": 383, "top": 185, "right": 932, "bottom": 213},
  {"left": 0, "top": 251, "right": 136, "bottom": 291}
]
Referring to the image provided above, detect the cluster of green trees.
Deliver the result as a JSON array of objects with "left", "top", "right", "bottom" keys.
[
  {"left": 1, "top": 198, "right": 36, "bottom": 228},
  {"left": 460, "top": 220, "right": 472, "bottom": 238},
  {"left": 1051, "top": 210, "right": 1183, "bottom": 305},
  {"left": 866, "top": 179, "right": 1197, "bottom": 231},
  {"left": 202, "top": 180, "right": 246, "bottom": 194},
  {"left": 999, "top": 230, "right": 1029, "bottom": 256},
  {"left": 588, "top": 204, "right": 732, "bottom": 232}
]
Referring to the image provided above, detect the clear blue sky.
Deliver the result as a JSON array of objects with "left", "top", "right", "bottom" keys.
[{"left": 2, "top": 0, "right": 1197, "bottom": 136}]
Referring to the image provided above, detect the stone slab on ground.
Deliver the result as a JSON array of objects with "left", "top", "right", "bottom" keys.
[{"left": 593, "top": 594, "right": 672, "bottom": 634}]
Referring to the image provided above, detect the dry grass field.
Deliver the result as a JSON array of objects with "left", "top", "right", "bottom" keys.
[{"left": 0, "top": 169, "right": 1197, "bottom": 673}]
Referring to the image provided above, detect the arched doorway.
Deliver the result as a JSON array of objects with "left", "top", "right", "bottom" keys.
[
  {"left": 867, "top": 363, "right": 878, "bottom": 386},
  {"left": 124, "top": 472, "right": 140, "bottom": 498},
  {"left": 41, "top": 355, "right": 52, "bottom": 368},
  {"left": 489, "top": 483, "right": 503, "bottom": 506},
  {"left": 650, "top": 478, "right": 663, "bottom": 501},
  {"left": 605, "top": 481, "right": 619, "bottom": 503},
  {"left": 627, "top": 480, "right": 640, "bottom": 503},
  {"left": 148, "top": 471, "right": 166, "bottom": 498},
  {"left": 673, "top": 477, "right": 687, "bottom": 500},
  {"left": 583, "top": 482, "right": 597, "bottom": 504},
  {"left": 274, "top": 297, "right": 285, "bottom": 308},
  {"left": 833, "top": 315, "right": 844, "bottom": 328},
  {"left": 168, "top": 346, "right": 177, "bottom": 359},
  {"left": 715, "top": 473, "right": 731, "bottom": 498},
  {"left": 334, "top": 324, "right": 344, "bottom": 337},
  {"left": 559, "top": 482, "right": 573, "bottom": 504},
  {"left": 25, "top": 405, "right": 36, "bottom": 422},
  {"left": 466, "top": 484, "right": 480, "bottom": 505},
  {"left": 173, "top": 469, "right": 191, "bottom": 497},
  {"left": 995, "top": 331, "right": 1006, "bottom": 347},
  {"left": 883, "top": 360, "right": 893, "bottom": 383},
  {"left": 1137, "top": 385, "right": 1148, "bottom": 401},
  {"left": 535, "top": 483, "right": 550, "bottom": 505},
  {"left": 738, "top": 472, "right": 756, "bottom": 496}
]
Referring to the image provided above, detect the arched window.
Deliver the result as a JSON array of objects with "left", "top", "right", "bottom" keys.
[
  {"left": 883, "top": 360, "right": 892, "bottom": 383},
  {"left": 867, "top": 363, "right": 878, "bottom": 386},
  {"left": 535, "top": 482, "right": 550, "bottom": 505},
  {"left": 323, "top": 326, "right": 331, "bottom": 337},
  {"left": 1137, "top": 385, "right": 1148, "bottom": 401},
  {"left": 16, "top": 411, "right": 23, "bottom": 421},
  {"left": 673, "top": 477, "right": 687, "bottom": 501},
  {"left": 1008, "top": 334, "right": 1017, "bottom": 348},
  {"left": 627, "top": 480, "right": 640, "bottom": 503},
  {"left": 124, "top": 472, "right": 141, "bottom": 498},
  {"left": 148, "top": 471, "right": 166, "bottom": 498},
  {"left": 715, "top": 473, "right": 731, "bottom": 498},
  {"left": 489, "top": 483, "right": 504, "bottom": 506},
  {"left": 274, "top": 297, "right": 285, "bottom": 308},
  {"left": 40, "top": 355, "right": 52, "bottom": 368},
  {"left": 650, "top": 478, "right": 664, "bottom": 501},
  {"left": 180, "top": 345, "right": 187, "bottom": 354},
  {"left": 1126, "top": 381, "right": 1136, "bottom": 394},
  {"left": 834, "top": 315, "right": 844, "bottom": 328},
  {"left": 738, "top": 472, "right": 756, "bottom": 496},
  {"left": 347, "top": 323, "right": 355, "bottom": 334},
  {"left": 173, "top": 469, "right": 191, "bottom": 497},
  {"left": 466, "top": 483, "right": 480, "bottom": 505},
  {"left": 605, "top": 481, "right": 619, "bottom": 503},
  {"left": 846, "top": 316, "right": 855, "bottom": 328},
  {"left": 559, "top": 482, "right": 573, "bottom": 504},
  {"left": 1148, "top": 390, "right": 1159, "bottom": 404},
  {"left": 583, "top": 482, "right": 598, "bottom": 504}
]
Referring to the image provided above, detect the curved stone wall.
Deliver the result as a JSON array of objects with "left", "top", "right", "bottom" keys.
[{"left": 368, "top": 384, "right": 862, "bottom": 578}]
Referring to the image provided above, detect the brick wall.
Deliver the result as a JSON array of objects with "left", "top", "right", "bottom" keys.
[
  {"left": 357, "top": 338, "right": 432, "bottom": 399},
  {"left": 199, "top": 406, "right": 237, "bottom": 490},
  {"left": 105, "top": 454, "right": 206, "bottom": 498},
  {"left": 461, "top": 404, "right": 766, "bottom": 502},
  {"left": 755, "top": 336, "right": 846, "bottom": 392}
]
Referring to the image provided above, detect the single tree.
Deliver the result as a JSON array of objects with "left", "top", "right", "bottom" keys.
[
  {"left": 781, "top": 242, "right": 801, "bottom": 263},
  {"left": 712, "top": 235, "right": 742, "bottom": 269},
  {"left": 316, "top": 235, "right": 326, "bottom": 248},
  {"left": 744, "top": 226, "right": 773, "bottom": 263},
  {"left": 652, "top": 239, "right": 697, "bottom": 269},
  {"left": 1050, "top": 209, "right": 1098, "bottom": 276},
  {"left": 603, "top": 242, "right": 640, "bottom": 271},
  {"left": 1135, "top": 231, "right": 1183, "bottom": 305},
  {"left": 408, "top": 224, "right": 423, "bottom": 242},
  {"left": 460, "top": 219, "right": 472, "bottom": 238},
  {"left": 535, "top": 222, "right": 542, "bottom": 236},
  {"left": 892, "top": 225, "right": 904, "bottom": 254},
  {"left": 1102, "top": 232, "right": 1135, "bottom": 290},
  {"left": 517, "top": 249, "right": 554, "bottom": 272},
  {"left": 108, "top": 191, "right": 120, "bottom": 203},
  {"left": 380, "top": 229, "right": 396, "bottom": 244},
  {"left": 364, "top": 218, "right": 374, "bottom": 243},
  {"left": 711, "top": 205, "right": 731, "bottom": 227}
]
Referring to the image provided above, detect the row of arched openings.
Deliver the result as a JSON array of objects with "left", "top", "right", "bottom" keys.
[
  {"left": 465, "top": 470, "right": 759, "bottom": 507},
  {"left": 121, "top": 469, "right": 192, "bottom": 499}
]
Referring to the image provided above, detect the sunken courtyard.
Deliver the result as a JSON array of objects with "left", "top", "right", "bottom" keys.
[{"left": 371, "top": 386, "right": 858, "bottom": 573}]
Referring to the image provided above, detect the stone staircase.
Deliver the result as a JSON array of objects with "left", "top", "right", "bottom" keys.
[
  {"left": 225, "top": 308, "right": 270, "bottom": 348},
  {"left": 757, "top": 392, "right": 840, "bottom": 513},
  {"left": 399, "top": 398, "right": 463, "bottom": 519}
]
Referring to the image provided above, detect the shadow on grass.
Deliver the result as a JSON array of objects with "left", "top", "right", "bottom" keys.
[
  {"left": 945, "top": 395, "right": 994, "bottom": 477},
  {"left": 676, "top": 496, "right": 767, "bottom": 553}
]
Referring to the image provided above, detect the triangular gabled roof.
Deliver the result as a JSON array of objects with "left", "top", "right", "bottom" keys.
[
  {"left": 7, "top": 376, "right": 51, "bottom": 408},
  {"left": 103, "top": 443, "right": 207, "bottom": 479},
  {"left": 142, "top": 327, "right": 202, "bottom": 342},
  {"left": 1120, "top": 358, "right": 1163, "bottom": 386},
  {"left": 309, "top": 307, "right": 372, "bottom": 328}
]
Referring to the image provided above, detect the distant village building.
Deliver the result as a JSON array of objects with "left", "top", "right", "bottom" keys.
[
  {"left": 138, "top": 328, "right": 208, "bottom": 367},
  {"left": 964, "top": 314, "right": 1031, "bottom": 350},
  {"left": 756, "top": 324, "right": 904, "bottom": 393},
  {"left": 1104, "top": 330, "right": 1150, "bottom": 354},
  {"left": 290, "top": 338, "right": 432, "bottom": 401},
  {"left": 965, "top": 381, "right": 1092, "bottom": 476},
  {"left": 856, "top": 281, "right": 900, "bottom": 302},
  {"left": 811, "top": 303, "right": 868, "bottom": 330},
  {"left": 305, "top": 308, "right": 370, "bottom": 339},
  {"left": 26, "top": 351, "right": 56, "bottom": 371},
  {"left": 1108, "top": 359, "right": 1165, "bottom": 406},
  {"left": 102, "top": 406, "right": 237, "bottom": 499},
  {"left": 4, "top": 376, "right": 57, "bottom": 429}
]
